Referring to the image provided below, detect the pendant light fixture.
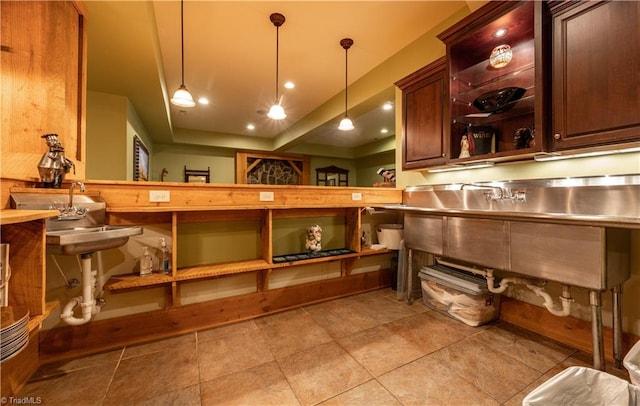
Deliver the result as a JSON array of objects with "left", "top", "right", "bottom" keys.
[
  {"left": 338, "top": 38, "right": 354, "bottom": 131},
  {"left": 170, "top": 0, "right": 196, "bottom": 108},
  {"left": 267, "top": 13, "right": 286, "bottom": 120}
]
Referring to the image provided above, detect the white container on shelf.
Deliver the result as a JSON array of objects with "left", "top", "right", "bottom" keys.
[{"left": 376, "top": 224, "right": 403, "bottom": 250}]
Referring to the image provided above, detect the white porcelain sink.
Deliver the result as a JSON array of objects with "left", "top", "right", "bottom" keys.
[{"left": 46, "top": 225, "right": 143, "bottom": 255}]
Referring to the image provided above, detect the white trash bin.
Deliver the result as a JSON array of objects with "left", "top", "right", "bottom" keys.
[
  {"left": 522, "top": 366, "right": 639, "bottom": 406},
  {"left": 376, "top": 224, "right": 403, "bottom": 250},
  {"left": 624, "top": 340, "right": 640, "bottom": 386}
]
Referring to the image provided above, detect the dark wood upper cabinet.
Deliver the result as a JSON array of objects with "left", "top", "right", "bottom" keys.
[
  {"left": 438, "top": 1, "right": 549, "bottom": 164},
  {"left": 549, "top": 1, "right": 640, "bottom": 151},
  {"left": 396, "top": 58, "right": 447, "bottom": 170}
]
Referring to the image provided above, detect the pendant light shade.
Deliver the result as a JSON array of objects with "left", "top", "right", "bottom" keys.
[
  {"left": 170, "top": 0, "right": 195, "bottom": 108},
  {"left": 171, "top": 85, "right": 196, "bottom": 108},
  {"left": 338, "top": 38, "right": 354, "bottom": 131},
  {"left": 267, "top": 13, "right": 286, "bottom": 120},
  {"left": 268, "top": 103, "right": 286, "bottom": 120}
]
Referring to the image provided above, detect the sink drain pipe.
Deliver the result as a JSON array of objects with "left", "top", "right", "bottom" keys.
[
  {"left": 436, "top": 258, "right": 573, "bottom": 317},
  {"left": 60, "top": 252, "right": 102, "bottom": 325}
]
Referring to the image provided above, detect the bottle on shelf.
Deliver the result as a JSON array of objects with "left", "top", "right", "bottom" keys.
[
  {"left": 140, "top": 246, "right": 153, "bottom": 277},
  {"left": 160, "top": 238, "right": 170, "bottom": 275}
]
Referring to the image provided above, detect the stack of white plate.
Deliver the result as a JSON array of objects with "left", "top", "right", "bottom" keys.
[{"left": 1, "top": 306, "right": 30, "bottom": 363}]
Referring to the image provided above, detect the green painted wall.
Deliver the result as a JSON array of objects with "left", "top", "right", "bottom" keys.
[{"left": 86, "top": 92, "right": 128, "bottom": 180}]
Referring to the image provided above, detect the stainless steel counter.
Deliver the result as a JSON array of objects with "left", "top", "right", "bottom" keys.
[{"left": 381, "top": 174, "right": 640, "bottom": 229}]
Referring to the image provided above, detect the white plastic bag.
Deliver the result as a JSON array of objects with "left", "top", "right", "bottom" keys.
[
  {"left": 624, "top": 340, "right": 640, "bottom": 386},
  {"left": 523, "top": 366, "right": 639, "bottom": 406}
]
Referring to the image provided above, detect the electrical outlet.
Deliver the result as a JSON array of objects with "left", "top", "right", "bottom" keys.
[
  {"left": 149, "top": 190, "right": 170, "bottom": 202},
  {"left": 351, "top": 192, "right": 362, "bottom": 201},
  {"left": 259, "top": 191, "right": 275, "bottom": 202}
]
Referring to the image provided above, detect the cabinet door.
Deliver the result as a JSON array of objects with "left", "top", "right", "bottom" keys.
[
  {"left": 551, "top": 1, "right": 640, "bottom": 150},
  {"left": 1, "top": 1, "right": 87, "bottom": 180},
  {"left": 396, "top": 58, "right": 447, "bottom": 170}
]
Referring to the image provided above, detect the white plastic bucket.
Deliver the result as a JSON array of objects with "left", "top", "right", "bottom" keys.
[{"left": 376, "top": 224, "right": 403, "bottom": 250}]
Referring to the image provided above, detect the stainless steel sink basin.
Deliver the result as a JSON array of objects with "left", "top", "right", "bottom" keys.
[{"left": 46, "top": 226, "right": 143, "bottom": 255}]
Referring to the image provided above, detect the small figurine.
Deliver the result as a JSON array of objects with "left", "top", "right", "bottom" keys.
[
  {"left": 305, "top": 224, "right": 322, "bottom": 254},
  {"left": 459, "top": 134, "right": 471, "bottom": 158},
  {"left": 513, "top": 126, "right": 535, "bottom": 149},
  {"left": 376, "top": 168, "right": 396, "bottom": 183}
]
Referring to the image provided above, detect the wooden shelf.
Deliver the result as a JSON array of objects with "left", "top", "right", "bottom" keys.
[
  {"left": 26, "top": 301, "right": 59, "bottom": 332},
  {"left": 103, "top": 249, "right": 396, "bottom": 292},
  {"left": 0, "top": 209, "right": 58, "bottom": 225}
]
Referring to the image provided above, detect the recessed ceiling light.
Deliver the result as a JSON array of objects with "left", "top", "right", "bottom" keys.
[
  {"left": 246, "top": 124, "right": 255, "bottom": 130},
  {"left": 284, "top": 81, "right": 295, "bottom": 89},
  {"left": 382, "top": 102, "right": 393, "bottom": 110},
  {"left": 198, "top": 97, "right": 209, "bottom": 105},
  {"left": 380, "top": 128, "right": 388, "bottom": 134},
  {"left": 493, "top": 28, "right": 508, "bottom": 38}
]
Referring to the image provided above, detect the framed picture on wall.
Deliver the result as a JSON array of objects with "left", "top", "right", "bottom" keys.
[{"left": 133, "top": 135, "right": 149, "bottom": 181}]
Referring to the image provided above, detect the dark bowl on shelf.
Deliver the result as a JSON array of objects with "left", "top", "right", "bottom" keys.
[{"left": 473, "top": 87, "right": 526, "bottom": 114}]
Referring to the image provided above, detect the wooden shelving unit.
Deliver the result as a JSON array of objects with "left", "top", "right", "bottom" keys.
[
  {"left": 103, "top": 248, "right": 394, "bottom": 292},
  {"left": 103, "top": 204, "right": 398, "bottom": 302},
  {"left": 0, "top": 209, "right": 59, "bottom": 397}
]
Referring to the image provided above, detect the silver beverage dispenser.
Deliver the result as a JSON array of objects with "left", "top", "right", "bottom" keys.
[{"left": 37, "top": 133, "right": 75, "bottom": 188}]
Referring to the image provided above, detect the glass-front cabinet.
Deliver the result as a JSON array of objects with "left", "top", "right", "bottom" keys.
[{"left": 438, "top": 1, "right": 547, "bottom": 164}]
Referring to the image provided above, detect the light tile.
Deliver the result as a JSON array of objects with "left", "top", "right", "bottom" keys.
[
  {"left": 337, "top": 325, "right": 424, "bottom": 376},
  {"left": 278, "top": 341, "right": 372, "bottom": 406},
  {"left": 31, "top": 348, "right": 123, "bottom": 379},
  {"left": 258, "top": 311, "right": 332, "bottom": 359},
  {"left": 471, "top": 323, "right": 576, "bottom": 372},
  {"left": 254, "top": 308, "right": 307, "bottom": 328},
  {"left": 136, "top": 384, "right": 201, "bottom": 406},
  {"left": 20, "top": 361, "right": 117, "bottom": 405},
  {"left": 197, "top": 319, "right": 259, "bottom": 343},
  {"left": 433, "top": 337, "right": 542, "bottom": 403},
  {"left": 385, "top": 311, "right": 478, "bottom": 354},
  {"left": 318, "top": 379, "right": 401, "bottom": 406},
  {"left": 103, "top": 346, "right": 199, "bottom": 405},
  {"left": 201, "top": 361, "right": 300, "bottom": 406},
  {"left": 304, "top": 298, "right": 380, "bottom": 338},
  {"left": 198, "top": 328, "right": 274, "bottom": 382},
  {"left": 122, "top": 332, "right": 196, "bottom": 359},
  {"left": 346, "top": 290, "right": 419, "bottom": 324},
  {"left": 378, "top": 354, "right": 500, "bottom": 406}
]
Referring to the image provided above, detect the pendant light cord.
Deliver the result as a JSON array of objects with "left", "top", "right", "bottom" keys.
[
  {"left": 344, "top": 46, "right": 348, "bottom": 116},
  {"left": 180, "top": 0, "right": 185, "bottom": 86},
  {"left": 275, "top": 25, "right": 280, "bottom": 102}
]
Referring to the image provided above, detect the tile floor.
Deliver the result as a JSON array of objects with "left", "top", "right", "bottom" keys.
[{"left": 22, "top": 289, "right": 630, "bottom": 405}]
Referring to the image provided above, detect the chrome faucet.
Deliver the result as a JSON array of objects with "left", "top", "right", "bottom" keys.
[
  {"left": 68, "top": 180, "right": 85, "bottom": 208},
  {"left": 58, "top": 181, "right": 87, "bottom": 220}
]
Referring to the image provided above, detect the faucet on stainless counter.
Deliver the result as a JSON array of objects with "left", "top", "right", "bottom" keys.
[
  {"left": 460, "top": 183, "right": 526, "bottom": 202},
  {"left": 57, "top": 181, "right": 87, "bottom": 220}
]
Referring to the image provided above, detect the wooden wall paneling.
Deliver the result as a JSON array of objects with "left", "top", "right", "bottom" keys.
[
  {"left": 345, "top": 207, "right": 361, "bottom": 252},
  {"left": 171, "top": 211, "right": 178, "bottom": 277},
  {"left": 1, "top": 221, "right": 46, "bottom": 316},
  {"left": 106, "top": 211, "right": 173, "bottom": 225},
  {"left": 257, "top": 269, "right": 271, "bottom": 292},
  {"left": 0, "top": 329, "right": 39, "bottom": 397},
  {"left": 262, "top": 209, "right": 272, "bottom": 263},
  {"left": 1, "top": 1, "right": 87, "bottom": 180}
]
